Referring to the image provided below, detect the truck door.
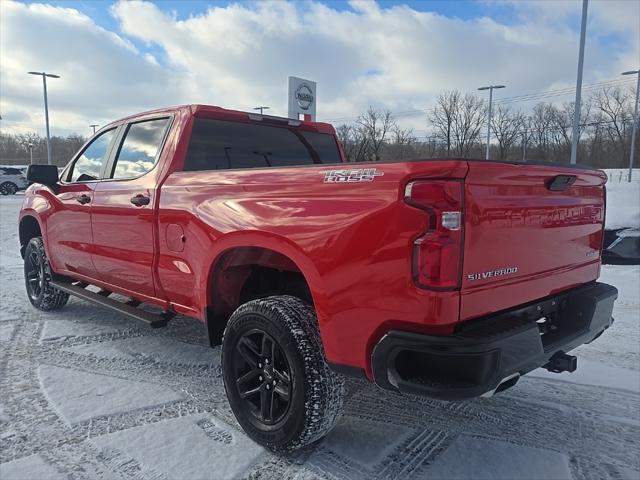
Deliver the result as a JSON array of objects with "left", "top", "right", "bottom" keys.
[
  {"left": 90, "top": 117, "right": 171, "bottom": 299},
  {"left": 47, "top": 128, "right": 118, "bottom": 278}
]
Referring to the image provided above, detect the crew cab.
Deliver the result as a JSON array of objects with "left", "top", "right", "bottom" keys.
[{"left": 19, "top": 104, "right": 617, "bottom": 451}]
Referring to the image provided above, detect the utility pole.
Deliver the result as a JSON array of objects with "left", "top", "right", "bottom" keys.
[
  {"left": 622, "top": 69, "right": 639, "bottom": 182},
  {"left": 253, "top": 106, "right": 270, "bottom": 114},
  {"left": 570, "top": 0, "right": 588, "bottom": 164},
  {"left": 28, "top": 71, "right": 60, "bottom": 165},
  {"left": 478, "top": 84, "right": 505, "bottom": 160},
  {"left": 90, "top": 124, "right": 99, "bottom": 134}
]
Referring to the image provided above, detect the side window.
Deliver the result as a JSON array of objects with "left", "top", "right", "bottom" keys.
[
  {"left": 111, "top": 118, "right": 170, "bottom": 180},
  {"left": 69, "top": 128, "right": 116, "bottom": 182},
  {"left": 183, "top": 118, "right": 340, "bottom": 171}
]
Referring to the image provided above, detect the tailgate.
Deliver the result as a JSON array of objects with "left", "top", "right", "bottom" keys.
[{"left": 460, "top": 162, "right": 606, "bottom": 321}]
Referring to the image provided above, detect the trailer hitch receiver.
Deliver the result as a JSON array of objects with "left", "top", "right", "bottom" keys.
[{"left": 544, "top": 351, "right": 577, "bottom": 373}]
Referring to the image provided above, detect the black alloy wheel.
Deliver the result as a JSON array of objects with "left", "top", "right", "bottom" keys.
[
  {"left": 233, "top": 328, "right": 292, "bottom": 426},
  {"left": 23, "top": 237, "right": 69, "bottom": 310},
  {"left": 221, "top": 296, "right": 345, "bottom": 452},
  {"left": 25, "top": 244, "right": 44, "bottom": 301}
]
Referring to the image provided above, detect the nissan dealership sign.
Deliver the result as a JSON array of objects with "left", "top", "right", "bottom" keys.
[{"left": 288, "top": 76, "right": 316, "bottom": 121}]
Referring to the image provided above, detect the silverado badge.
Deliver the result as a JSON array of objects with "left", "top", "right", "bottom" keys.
[{"left": 467, "top": 267, "right": 518, "bottom": 282}]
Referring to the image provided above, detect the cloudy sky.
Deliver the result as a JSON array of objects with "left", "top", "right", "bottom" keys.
[{"left": 1, "top": 0, "right": 638, "bottom": 139}]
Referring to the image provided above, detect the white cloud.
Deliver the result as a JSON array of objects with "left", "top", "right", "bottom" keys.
[
  {"left": 1, "top": 0, "right": 637, "bottom": 139},
  {"left": 0, "top": 0, "right": 182, "bottom": 137}
]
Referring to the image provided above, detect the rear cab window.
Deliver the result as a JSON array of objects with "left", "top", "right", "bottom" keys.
[
  {"left": 183, "top": 118, "right": 341, "bottom": 171},
  {"left": 109, "top": 118, "right": 171, "bottom": 180}
]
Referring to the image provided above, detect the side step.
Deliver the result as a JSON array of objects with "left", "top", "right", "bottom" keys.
[{"left": 50, "top": 281, "right": 173, "bottom": 328}]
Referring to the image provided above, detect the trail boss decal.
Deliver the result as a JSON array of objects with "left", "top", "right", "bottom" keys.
[
  {"left": 467, "top": 267, "right": 518, "bottom": 282},
  {"left": 321, "top": 168, "right": 384, "bottom": 183}
]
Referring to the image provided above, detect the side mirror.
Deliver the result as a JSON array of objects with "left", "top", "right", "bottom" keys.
[{"left": 27, "top": 165, "right": 60, "bottom": 190}]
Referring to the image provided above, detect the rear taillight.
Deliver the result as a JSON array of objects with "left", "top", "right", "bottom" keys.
[{"left": 405, "top": 180, "right": 463, "bottom": 290}]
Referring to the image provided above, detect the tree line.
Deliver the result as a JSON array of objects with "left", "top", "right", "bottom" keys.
[
  {"left": 0, "top": 85, "right": 636, "bottom": 168},
  {"left": 0, "top": 132, "right": 86, "bottom": 167},
  {"left": 336, "top": 85, "right": 638, "bottom": 168}
]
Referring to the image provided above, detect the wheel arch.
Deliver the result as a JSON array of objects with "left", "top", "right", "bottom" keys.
[
  {"left": 203, "top": 237, "right": 328, "bottom": 347},
  {"left": 19, "top": 215, "right": 43, "bottom": 258}
]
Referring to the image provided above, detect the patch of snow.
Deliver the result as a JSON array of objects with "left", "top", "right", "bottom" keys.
[
  {"left": 529, "top": 359, "right": 640, "bottom": 393},
  {"left": 599, "top": 265, "right": 640, "bottom": 308},
  {"left": 0, "top": 322, "right": 17, "bottom": 341},
  {"left": 0, "top": 455, "right": 65, "bottom": 480},
  {"left": 40, "top": 319, "right": 121, "bottom": 341},
  {"left": 618, "top": 466, "right": 640, "bottom": 480},
  {"left": 92, "top": 413, "right": 265, "bottom": 480},
  {"left": 63, "top": 335, "right": 218, "bottom": 366},
  {"left": 317, "top": 416, "right": 412, "bottom": 468},
  {"left": 425, "top": 435, "right": 572, "bottom": 480},
  {"left": 0, "top": 404, "right": 10, "bottom": 424},
  {"left": 574, "top": 265, "right": 640, "bottom": 370},
  {"left": 604, "top": 181, "right": 640, "bottom": 230},
  {"left": 38, "top": 365, "right": 184, "bottom": 425}
]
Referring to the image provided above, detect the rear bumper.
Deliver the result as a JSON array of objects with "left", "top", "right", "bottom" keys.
[{"left": 371, "top": 282, "right": 618, "bottom": 400}]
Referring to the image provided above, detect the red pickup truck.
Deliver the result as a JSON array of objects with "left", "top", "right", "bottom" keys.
[{"left": 20, "top": 104, "right": 617, "bottom": 452}]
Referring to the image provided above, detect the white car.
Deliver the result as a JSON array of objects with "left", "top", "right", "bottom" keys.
[{"left": 0, "top": 166, "right": 29, "bottom": 195}]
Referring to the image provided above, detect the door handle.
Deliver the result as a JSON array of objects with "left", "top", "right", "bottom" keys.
[
  {"left": 130, "top": 194, "right": 150, "bottom": 207},
  {"left": 76, "top": 194, "right": 91, "bottom": 205}
]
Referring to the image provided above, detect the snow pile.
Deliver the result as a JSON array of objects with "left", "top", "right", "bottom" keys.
[{"left": 603, "top": 169, "right": 640, "bottom": 230}]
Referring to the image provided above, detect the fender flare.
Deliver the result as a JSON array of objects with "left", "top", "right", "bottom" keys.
[{"left": 203, "top": 231, "right": 330, "bottom": 329}]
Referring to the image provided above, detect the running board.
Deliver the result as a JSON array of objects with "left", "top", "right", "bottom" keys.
[{"left": 50, "top": 281, "right": 173, "bottom": 328}]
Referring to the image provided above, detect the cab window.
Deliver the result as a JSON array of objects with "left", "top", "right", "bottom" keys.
[
  {"left": 110, "top": 118, "right": 170, "bottom": 180},
  {"left": 69, "top": 128, "right": 116, "bottom": 182}
]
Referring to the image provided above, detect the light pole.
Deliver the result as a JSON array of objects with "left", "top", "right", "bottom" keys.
[
  {"left": 253, "top": 106, "right": 270, "bottom": 114},
  {"left": 570, "top": 0, "right": 588, "bottom": 164},
  {"left": 623, "top": 69, "right": 639, "bottom": 182},
  {"left": 478, "top": 85, "right": 505, "bottom": 160},
  {"left": 90, "top": 124, "right": 99, "bottom": 134},
  {"left": 28, "top": 143, "right": 34, "bottom": 165},
  {"left": 28, "top": 71, "right": 60, "bottom": 165}
]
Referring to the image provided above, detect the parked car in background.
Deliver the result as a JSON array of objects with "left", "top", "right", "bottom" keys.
[{"left": 0, "top": 166, "right": 29, "bottom": 195}]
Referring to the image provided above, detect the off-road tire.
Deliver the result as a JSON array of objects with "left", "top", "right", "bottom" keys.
[
  {"left": 222, "top": 295, "right": 344, "bottom": 452},
  {"left": 24, "top": 237, "right": 69, "bottom": 310},
  {"left": 0, "top": 181, "right": 18, "bottom": 195}
]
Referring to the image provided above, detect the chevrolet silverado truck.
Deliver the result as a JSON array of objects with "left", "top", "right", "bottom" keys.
[{"left": 19, "top": 104, "right": 618, "bottom": 452}]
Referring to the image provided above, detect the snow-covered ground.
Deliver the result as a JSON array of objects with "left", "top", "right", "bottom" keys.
[
  {"left": 601, "top": 169, "right": 639, "bottom": 230},
  {"left": 0, "top": 193, "right": 638, "bottom": 480}
]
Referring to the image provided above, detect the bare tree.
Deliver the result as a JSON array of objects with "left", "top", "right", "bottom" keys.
[
  {"left": 429, "top": 91, "right": 458, "bottom": 156},
  {"left": 335, "top": 123, "right": 370, "bottom": 163},
  {"left": 451, "top": 93, "right": 484, "bottom": 157},
  {"left": 529, "top": 103, "right": 556, "bottom": 160},
  {"left": 491, "top": 106, "right": 526, "bottom": 160},
  {"left": 356, "top": 107, "right": 395, "bottom": 161},
  {"left": 386, "top": 125, "right": 416, "bottom": 160},
  {"left": 548, "top": 100, "right": 592, "bottom": 160},
  {"left": 593, "top": 86, "right": 633, "bottom": 164}
]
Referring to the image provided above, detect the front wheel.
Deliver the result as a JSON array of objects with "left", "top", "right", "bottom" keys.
[
  {"left": 222, "top": 295, "right": 344, "bottom": 452},
  {"left": 24, "top": 237, "right": 69, "bottom": 310}
]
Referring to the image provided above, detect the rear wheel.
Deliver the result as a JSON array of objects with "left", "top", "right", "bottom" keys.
[
  {"left": 222, "top": 295, "right": 344, "bottom": 452},
  {"left": 24, "top": 237, "right": 69, "bottom": 310},
  {"left": 0, "top": 182, "right": 18, "bottom": 195}
]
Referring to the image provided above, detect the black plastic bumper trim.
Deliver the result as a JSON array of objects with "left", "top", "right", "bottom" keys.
[{"left": 371, "top": 282, "right": 618, "bottom": 400}]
